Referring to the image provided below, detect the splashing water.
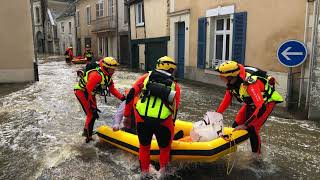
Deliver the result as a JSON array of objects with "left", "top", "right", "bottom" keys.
[{"left": 0, "top": 57, "right": 319, "bottom": 179}]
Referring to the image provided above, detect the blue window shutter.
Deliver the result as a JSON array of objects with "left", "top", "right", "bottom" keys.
[
  {"left": 232, "top": 12, "right": 247, "bottom": 65},
  {"left": 197, "top": 17, "right": 207, "bottom": 69}
]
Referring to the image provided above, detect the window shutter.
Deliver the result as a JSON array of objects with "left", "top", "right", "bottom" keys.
[
  {"left": 232, "top": 12, "right": 247, "bottom": 65},
  {"left": 197, "top": 17, "right": 207, "bottom": 69}
]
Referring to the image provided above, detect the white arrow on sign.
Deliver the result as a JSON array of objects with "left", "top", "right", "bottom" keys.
[{"left": 281, "top": 47, "right": 303, "bottom": 60}]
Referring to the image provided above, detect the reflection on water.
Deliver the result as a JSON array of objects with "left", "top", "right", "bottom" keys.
[{"left": 0, "top": 58, "right": 319, "bottom": 179}]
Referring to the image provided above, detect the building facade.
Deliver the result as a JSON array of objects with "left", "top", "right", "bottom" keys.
[
  {"left": 76, "top": 0, "right": 129, "bottom": 62},
  {"left": 32, "top": 0, "right": 71, "bottom": 55},
  {"left": 0, "top": 0, "right": 35, "bottom": 82},
  {"left": 128, "top": 0, "right": 170, "bottom": 70},
  {"left": 56, "top": 7, "right": 77, "bottom": 55},
  {"left": 167, "top": 0, "right": 320, "bottom": 113},
  {"left": 32, "top": 0, "right": 45, "bottom": 54}
]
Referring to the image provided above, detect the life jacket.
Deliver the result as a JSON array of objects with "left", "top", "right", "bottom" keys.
[
  {"left": 74, "top": 67, "right": 112, "bottom": 94},
  {"left": 228, "top": 66, "right": 283, "bottom": 105},
  {"left": 135, "top": 70, "right": 176, "bottom": 120},
  {"left": 84, "top": 50, "right": 93, "bottom": 58}
]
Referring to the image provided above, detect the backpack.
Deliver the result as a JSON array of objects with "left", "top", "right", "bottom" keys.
[
  {"left": 76, "top": 61, "right": 99, "bottom": 78},
  {"left": 244, "top": 66, "right": 267, "bottom": 79}
]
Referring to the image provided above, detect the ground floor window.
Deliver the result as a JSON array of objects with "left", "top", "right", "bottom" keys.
[
  {"left": 98, "top": 36, "right": 108, "bottom": 58},
  {"left": 85, "top": 37, "right": 91, "bottom": 48},
  {"left": 208, "top": 16, "right": 232, "bottom": 69}
]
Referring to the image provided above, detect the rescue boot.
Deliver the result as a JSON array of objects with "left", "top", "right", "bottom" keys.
[{"left": 82, "top": 128, "right": 88, "bottom": 137}]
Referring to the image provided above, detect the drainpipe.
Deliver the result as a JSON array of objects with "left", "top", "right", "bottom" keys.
[
  {"left": 30, "top": 0, "right": 39, "bottom": 81},
  {"left": 42, "top": 0, "right": 48, "bottom": 54},
  {"left": 126, "top": 0, "right": 133, "bottom": 69},
  {"left": 306, "top": 0, "right": 319, "bottom": 111},
  {"left": 74, "top": 13, "right": 77, "bottom": 56},
  {"left": 298, "top": 2, "right": 310, "bottom": 108},
  {"left": 116, "top": 0, "right": 120, "bottom": 61}
]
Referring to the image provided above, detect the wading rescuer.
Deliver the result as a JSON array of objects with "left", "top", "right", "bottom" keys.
[
  {"left": 84, "top": 45, "right": 93, "bottom": 62},
  {"left": 215, "top": 61, "right": 283, "bottom": 154},
  {"left": 124, "top": 56, "right": 181, "bottom": 175},
  {"left": 74, "top": 57, "right": 125, "bottom": 143},
  {"left": 64, "top": 47, "right": 74, "bottom": 63}
]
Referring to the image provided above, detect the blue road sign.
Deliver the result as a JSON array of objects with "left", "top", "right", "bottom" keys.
[{"left": 277, "top": 40, "right": 307, "bottom": 67}]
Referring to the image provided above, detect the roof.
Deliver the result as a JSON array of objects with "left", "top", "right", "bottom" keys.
[{"left": 56, "top": 5, "right": 75, "bottom": 20}]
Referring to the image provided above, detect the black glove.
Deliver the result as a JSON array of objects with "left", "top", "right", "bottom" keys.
[
  {"left": 92, "top": 108, "right": 101, "bottom": 119},
  {"left": 120, "top": 95, "right": 126, "bottom": 102}
]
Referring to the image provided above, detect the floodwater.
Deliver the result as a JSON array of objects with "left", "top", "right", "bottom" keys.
[{"left": 0, "top": 57, "right": 319, "bottom": 180}]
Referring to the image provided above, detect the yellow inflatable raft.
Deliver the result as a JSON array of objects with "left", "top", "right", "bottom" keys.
[{"left": 96, "top": 120, "right": 249, "bottom": 162}]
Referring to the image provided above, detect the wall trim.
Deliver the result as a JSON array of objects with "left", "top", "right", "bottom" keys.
[
  {"left": 131, "top": 36, "right": 170, "bottom": 45},
  {"left": 169, "top": 9, "right": 190, "bottom": 17}
]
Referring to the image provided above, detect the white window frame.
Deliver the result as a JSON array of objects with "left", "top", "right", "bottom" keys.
[
  {"left": 96, "top": 0, "right": 104, "bottom": 18},
  {"left": 135, "top": 2, "right": 144, "bottom": 26},
  {"left": 98, "top": 36, "right": 107, "bottom": 57},
  {"left": 107, "top": 0, "right": 113, "bottom": 17},
  {"left": 210, "top": 15, "right": 233, "bottom": 69},
  {"left": 86, "top": 6, "right": 91, "bottom": 25}
]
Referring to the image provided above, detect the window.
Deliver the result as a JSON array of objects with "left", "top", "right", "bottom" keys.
[
  {"left": 35, "top": 7, "right": 40, "bottom": 24},
  {"left": 96, "top": 0, "right": 104, "bottom": 18},
  {"left": 53, "top": 26, "right": 58, "bottom": 38},
  {"left": 209, "top": 16, "right": 232, "bottom": 68},
  {"left": 98, "top": 37, "right": 109, "bottom": 57},
  {"left": 69, "top": 22, "right": 72, "bottom": 34},
  {"left": 48, "top": 22, "right": 52, "bottom": 38},
  {"left": 107, "top": 0, "right": 113, "bottom": 16},
  {"left": 135, "top": 2, "right": 144, "bottom": 26},
  {"left": 124, "top": 3, "right": 128, "bottom": 24},
  {"left": 61, "top": 22, "right": 64, "bottom": 33},
  {"left": 86, "top": 6, "right": 91, "bottom": 25},
  {"left": 85, "top": 37, "right": 91, "bottom": 49},
  {"left": 76, "top": 11, "right": 80, "bottom": 27}
]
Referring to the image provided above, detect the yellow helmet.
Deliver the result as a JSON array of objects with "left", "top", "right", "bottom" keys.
[
  {"left": 215, "top": 60, "right": 240, "bottom": 77},
  {"left": 100, "top": 57, "right": 120, "bottom": 70},
  {"left": 155, "top": 56, "right": 176, "bottom": 71}
]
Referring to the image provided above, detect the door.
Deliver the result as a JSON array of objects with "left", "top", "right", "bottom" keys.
[
  {"left": 76, "top": 38, "right": 81, "bottom": 56},
  {"left": 177, "top": 22, "right": 185, "bottom": 78},
  {"left": 145, "top": 42, "right": 167, "bottom": 71},
  {"left": 131, "top": 44, "right": 139, "bottom": 69},
  {"left": 120, "top": 35, "right": 129, "bottom": 65}
]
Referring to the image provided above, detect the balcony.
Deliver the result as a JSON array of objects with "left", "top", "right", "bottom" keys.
[{"left": 91, "top": 16, "right": 116, "bottom": 33}]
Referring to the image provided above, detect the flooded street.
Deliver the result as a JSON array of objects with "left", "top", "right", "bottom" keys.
[{"left": 0, "top": 57, "right": 319, "bottom": 180}]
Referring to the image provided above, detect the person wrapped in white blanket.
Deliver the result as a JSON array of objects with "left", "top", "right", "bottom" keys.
[{"left": 190, "top": 111, "right": 224, "bottom": 142}]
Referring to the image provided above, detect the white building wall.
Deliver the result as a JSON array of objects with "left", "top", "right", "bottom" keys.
[{"left": 57, "top": 16, "right": 76, "bottom": 55}]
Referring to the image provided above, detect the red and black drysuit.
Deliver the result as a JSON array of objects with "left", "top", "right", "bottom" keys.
[
  {"left": 65, "top": 48, "right": 74, "bottom": 63},
  {"left": 74, "top": 70, "right": 124, "bottom": 140},
  {"left": 124, "top": 71, "right": 181, "bottom": 172},
  {"left": 217, "top": 65, "right": 277, "bottom": 154}
]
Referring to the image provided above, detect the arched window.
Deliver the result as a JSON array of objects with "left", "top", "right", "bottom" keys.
[{"left": 35, "top": 7, "right": 40, "bottom": 24}]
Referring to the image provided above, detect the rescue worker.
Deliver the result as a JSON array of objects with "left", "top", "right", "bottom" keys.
[
  {"left": 124, "top": 56, "right": 181, "bottom": 175},
  {"left": 74, "top": 57, "right": 125, "bottom": 143},
  {"left": 65, "top": 47, "right": 74, "bottom": 63},
  {"left": 84, "top": 45, "right": 94, "bottom": 62},
  {"left": 215, "top": 61, "right": 283, "bottom": 154}
]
